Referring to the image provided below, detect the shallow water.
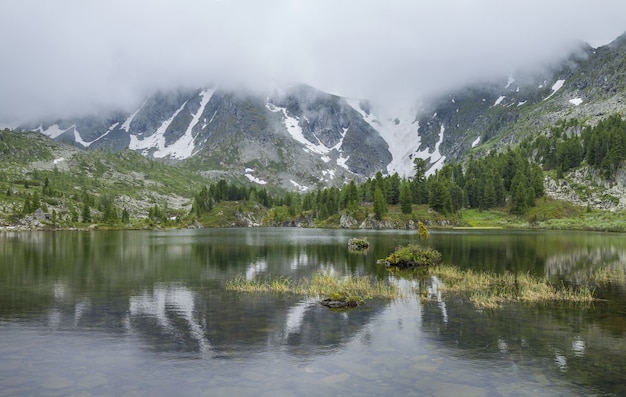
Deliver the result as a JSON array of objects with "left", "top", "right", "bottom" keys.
[{"left": 1, "top": 228, "right": 625, "bottom": 396}]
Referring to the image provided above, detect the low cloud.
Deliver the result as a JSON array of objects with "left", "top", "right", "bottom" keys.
[{"left": 1, "top": 0, "right": 625, "bottom": 121}]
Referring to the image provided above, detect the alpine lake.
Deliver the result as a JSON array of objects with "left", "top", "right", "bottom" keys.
[{"left": 1, "top": 227, "right": 625, "bottom": 396}]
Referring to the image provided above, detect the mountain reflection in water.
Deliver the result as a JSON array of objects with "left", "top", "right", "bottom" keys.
[{"left": 0, "top": 228, "right": 625, "bottom": 396}]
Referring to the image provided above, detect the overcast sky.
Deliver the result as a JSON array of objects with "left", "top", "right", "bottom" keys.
[{"left": 1, "top": 0, "right": 625, "bottom": 121}]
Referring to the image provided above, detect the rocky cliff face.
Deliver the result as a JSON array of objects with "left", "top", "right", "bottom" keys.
[{"left": 544, "top": 166, "right": 626, "bottom": 210}]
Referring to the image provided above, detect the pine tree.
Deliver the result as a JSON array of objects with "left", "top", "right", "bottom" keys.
[
  {"left": 413, "top": 158, "right": 427, "bottom": 183},
  {"left": 342, "top": 180, "right": 359, "bottom": 214},
  {"left": 385, "top": 173, "right": 401, "bottom": 204},
  {"left": 42, "top": 177, "right": 51, "bottom": 196},
  {"left": 430, "top": 180, "right": 451, "bottom": 214},
  {"left": 22, "top": 195, "right": 32, "bottom": 214},
  {"left": 511, "top": 181, "right": 528, "bottom": 215},
  {"left": 373, "top": 187, "right": 387, "bottom": 220},
  {"left": 121, "top": 208, "right": 130, "bottom": 223},
  {"left": 399, "top": 182, "right": 413, "bottom": 214},
  {"left": 449, "top": 183, "right": 464, "bottom": 212},
  {"left": 81, "top": 203, "right": 92, "bottom": 223},
  {"left": 31, "top": 192, "right": 41, "bottom": 211},
  {"left": 68, "top": 202, "right": 79, "bottom": 223}
]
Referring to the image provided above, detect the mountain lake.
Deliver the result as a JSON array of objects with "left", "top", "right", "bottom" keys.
[{"left": 1, "top": 228, "right": 625, "bottom": 396}]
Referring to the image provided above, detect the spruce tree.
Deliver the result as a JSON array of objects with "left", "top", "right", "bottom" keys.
[
  {"left": 82, "top": 203, "right": 92, "bottom": 223},
  {"left": 430, "top": 181, "right": 451, "bottom": 214},
  {"left": 121, "top": 208, "right": 130, "bottom": 224},
  {"left": 399, "top": 182, "right": 413, "bottom": 214},
  {"left": 373, "top": 187, "right": 387, "bottom": 220},
  {"left": 385, "top": 173, "right": 401, "bottom": 205},
  {"left": 511, "top": 181, "right": 528, "bottom": 215}
]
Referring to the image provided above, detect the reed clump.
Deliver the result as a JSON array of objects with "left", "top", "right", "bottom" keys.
[
  {"left": 588, "top": 266, "right": 626, "bottom": 285},
  {"left": 428, "top": 264, "right": 595, "bottom": 309},
  {"left": 226, "top": 272, "right": 398, "bottom": 301}
]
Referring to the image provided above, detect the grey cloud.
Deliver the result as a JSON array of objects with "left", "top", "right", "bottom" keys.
[{"left": 1, "top": 0, "right": 625, "bottom": 121}]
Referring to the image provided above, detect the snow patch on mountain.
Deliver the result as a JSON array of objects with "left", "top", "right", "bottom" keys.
[
  {"left": 416, "top": 124, "right": 446, "bottom": 176},
  {"left": 505, "top": 76, "right": 516, "bottom": 89},
  {"left": 129, "top": 101, "right": 188, "bottom": 156},
  {"left": 493, "top": 96, "right": 506, "bottom": 106},
  {"left": 164, "top": 88, "right": 214, "bottom": 159},
  {"left": 37, "top": 124, "right": 69, "bottom": 139},
  {"left": 347, "top": 99, "right": 421, "bottom": 178},
  {"left": 244, "top": 168, "right": 268, "bottom": 185},
  {"left": 122, "top": 100, "right": 146, "bottom": 132},
  {"left": 244, "top": 174, "right": 268, "bottom": 185},
  {"left": 545, "top": 79, "right": 565, "bottom": 100},
  {"left": 73, "top": 127, "right": 90, "bottom": 147},
  {"left": 73, "top": 127, "right": 87, "bottom": 147},
  {"left": 290, "top": 180, "right": 309, "bottom": 192},
  {"left": 129, "top": 89, "right": 214, "bottom": 159},
  {"left": 569, "top": 97, "right": 583, "bottom": 106},
  {"left": 266, "top": 102, "right": 342, "bottom": 157},
  {"left": 472, "top": 136, "right": 481, "bottom": 148},
  {"left": 78, "top": 122, "right": 120, "bottom": 148},
  {"left": 337, "top": 153, "right": 350, "bottom": 170},
  {"left": 321, "top": 169, "right": 336, "bottom": 182},
  {"left": 202, "top": 111, "right": 217, "bottom": 129}
]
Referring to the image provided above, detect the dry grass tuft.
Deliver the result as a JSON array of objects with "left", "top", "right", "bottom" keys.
[{"left": 428, "top": 264, "right": 595, "bottom": 309}]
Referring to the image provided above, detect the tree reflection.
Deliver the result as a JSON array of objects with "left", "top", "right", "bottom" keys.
[
  {"left": 419, "top": 276, "right": 626, "bottom": 396},
  {"left": 2, "top": 228, "right": 626, "bottom": 396}
]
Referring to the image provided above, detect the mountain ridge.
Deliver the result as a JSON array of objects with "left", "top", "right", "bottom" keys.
[{"left": 4, "top": 32, "right": 626, "bottom": 192}]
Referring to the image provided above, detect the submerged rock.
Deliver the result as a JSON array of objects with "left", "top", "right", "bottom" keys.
[{"left": 320, "top": 298, "right": 360, "bottom": 308}]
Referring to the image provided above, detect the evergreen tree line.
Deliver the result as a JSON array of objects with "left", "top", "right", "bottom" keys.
[
  {"left": 525, "top": 114, "right": 626, "bottom": 179},
  {"left": 192, "top": 149, "right": 545, "bottom": 221}
]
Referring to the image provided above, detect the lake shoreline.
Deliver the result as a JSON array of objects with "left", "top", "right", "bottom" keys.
[{"left": 3, "top": 221, "right": 626, "bottom": 233}]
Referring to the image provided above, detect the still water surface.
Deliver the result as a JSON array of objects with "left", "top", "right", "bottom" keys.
[{"left": 1, "top": 228, "right": 625, "bottom": 396}]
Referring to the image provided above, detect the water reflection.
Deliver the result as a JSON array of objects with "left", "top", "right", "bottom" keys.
[
  {"left": 1, "top": 229, "right": 626, "bottom": 396},
  {"left": 129, "top": 284, "right": 210, "bottom": 355},
  {"left": 429, "top": 230, "right": 626, "bottom": 279},
  {"left": 427, "top": 276, "right": 448, "bottom": 324},
  {"left": 419, "top": 273, "right": 626, "bottom": 396}
]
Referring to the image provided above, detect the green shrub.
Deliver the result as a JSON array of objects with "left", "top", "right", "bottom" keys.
[
  {"left": 348, "top": 237, "right": 369, "bottom": 250},
  {"left": 379, "top": 244, "right": 442, "bottom": 269}
]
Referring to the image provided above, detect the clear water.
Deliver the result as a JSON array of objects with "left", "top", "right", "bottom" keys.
[{"left": 1, "top": 228, "right": 625, "bottom": 396}]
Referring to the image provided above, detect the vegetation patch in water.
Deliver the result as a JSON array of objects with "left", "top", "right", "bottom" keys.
[
  {"left": 227, "top": 251, "right": 625, "bottom": 310},
  {"left": 378, "top": 244, "right": 442, "bottom": 270},
  {"left": 226, "top": 272, "right": 398, "bottom": 305},
  {"left": 427, "top": 264, "right": 595, "bottom": 309},
  {"left": 587, "top": 266, "right": 626, "bottom": 286},
  {"left": 347, "top": 237, "right": 369, "bottom": 250}
]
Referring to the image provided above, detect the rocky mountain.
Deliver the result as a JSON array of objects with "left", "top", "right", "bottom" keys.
[
  {"left": 418, "top": 32, "right": 626, "bottom": 163},
  {"left": 14, "top": 84, "right": 421, "bottom": 191},
  {"left": 7, "top": 32, "right": 626, "bottom": 192}
]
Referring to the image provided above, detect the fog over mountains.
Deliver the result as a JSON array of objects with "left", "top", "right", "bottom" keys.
[{"left": 3, "top": 27, "right": 626, "bottom": 191}]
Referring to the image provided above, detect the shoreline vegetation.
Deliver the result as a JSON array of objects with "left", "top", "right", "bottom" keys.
[{"left": 4, "top": 201, "right": 626, "bottom": 233}]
